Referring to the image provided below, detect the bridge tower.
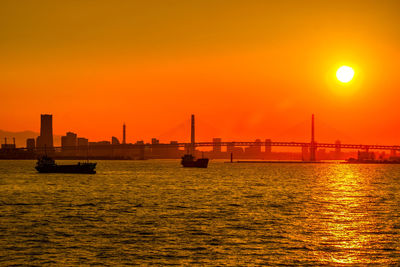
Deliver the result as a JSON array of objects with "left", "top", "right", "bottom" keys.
[
  {"left": 122, "top": 123, "right": 126, "bottom": 144},
  {"left": 310, "top": 114, "right": 316, "bottom": 161},
  {"left": 191, "top": 114, "right": 195, "bottom": 155}
]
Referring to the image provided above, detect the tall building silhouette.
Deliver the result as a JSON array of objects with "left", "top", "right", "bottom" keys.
[
  {"left": 36, "top": 114, "right": 54, "bottom": 149},
  {"left": 123, "top": 123, "right": 126, "bottom": 144},
  {"left": 61, "top": 132, "right": 77, "bottom": 150}
]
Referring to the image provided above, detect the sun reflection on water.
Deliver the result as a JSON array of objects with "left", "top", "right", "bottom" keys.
[{"left": 306, "top": 164, "right": 395, "bottom": 265}]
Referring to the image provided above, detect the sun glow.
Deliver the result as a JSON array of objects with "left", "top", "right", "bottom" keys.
[{"left": 336, "top": 66, "right": 354, "bottom": 83}]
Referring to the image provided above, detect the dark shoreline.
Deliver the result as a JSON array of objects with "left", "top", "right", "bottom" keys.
[{"left": 226, "top": 160, "right": 332, "bottom": 164}]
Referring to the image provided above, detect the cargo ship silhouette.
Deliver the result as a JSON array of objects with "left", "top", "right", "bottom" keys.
[
  {"left": 181, "top": 114, "right": 209, "bottom": 168},
  {"left": 181, "top": 154, "right": 209, "bottom": 168},
  {"left": 35, "top": 156, "right": 96, "bottom": 174}
]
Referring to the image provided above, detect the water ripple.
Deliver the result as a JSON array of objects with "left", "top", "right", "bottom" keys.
[{"left": 0, "top": 160, "right": 400, "bottom": 265}]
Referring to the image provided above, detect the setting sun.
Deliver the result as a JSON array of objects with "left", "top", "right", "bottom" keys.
[{"left": 336, "top": 66, "right": 355, "bottom": 83}]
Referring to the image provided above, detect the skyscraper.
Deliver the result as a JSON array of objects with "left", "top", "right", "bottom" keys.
[
  {"left": 36, "top": 114, "right": 54, "bottom": 149},
  {"left": 123, "top": 123, "right": 126, "bottom": 144}
]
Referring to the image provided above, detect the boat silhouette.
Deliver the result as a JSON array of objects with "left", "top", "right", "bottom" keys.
[
  {"left": 181, "top": 154, "right": 209, "bottom": 168},
  {"left": 35, "top": 156, "right": 96, "bottom": 174}
]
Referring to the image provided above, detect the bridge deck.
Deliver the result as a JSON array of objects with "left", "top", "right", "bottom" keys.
[{"left": 11, "top": 141, "right": 400, "bottom": 151}]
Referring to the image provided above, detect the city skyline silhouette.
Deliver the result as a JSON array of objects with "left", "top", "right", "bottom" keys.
[{"left": 2, "top": 113, "right": 400, "bottom": 163}]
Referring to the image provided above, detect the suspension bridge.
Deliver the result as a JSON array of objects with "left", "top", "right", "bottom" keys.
[{"left": 2, "top": 114, "right": 400, "bottom": 161}]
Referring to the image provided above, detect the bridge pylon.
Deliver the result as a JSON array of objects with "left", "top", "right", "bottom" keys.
[
  {"left": 310, "top": 114, "right": 316, "bottom": 161},
  {"left": 191, "top": 114, "right": 195, "bottom": 155}
]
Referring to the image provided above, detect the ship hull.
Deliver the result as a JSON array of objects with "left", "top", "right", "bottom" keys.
[
  {"left": 181, "top": 158, "right": 209, "bottom": 168},
  {"left": 35, "top": 164, "right": 96, "bottom": 174}
]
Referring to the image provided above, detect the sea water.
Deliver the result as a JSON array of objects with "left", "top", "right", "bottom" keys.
[{"left": 1, "top": 160, "right": 400, "bottom": 265}]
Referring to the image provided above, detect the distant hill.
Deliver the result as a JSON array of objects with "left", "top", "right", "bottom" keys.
[{"left": 0, "top": 130, "right": 61, "bottom": 148}]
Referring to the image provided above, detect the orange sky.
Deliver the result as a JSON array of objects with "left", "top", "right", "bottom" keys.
[{"left": 1, "top": 0, "right": 400, "bottom": 145}]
